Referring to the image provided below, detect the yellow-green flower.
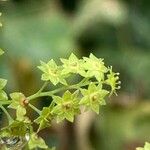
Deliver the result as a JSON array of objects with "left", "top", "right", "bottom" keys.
[
  {"left": 34, "top": 107, "right": 53, "bottom": 131},
  {"left": 28, "top": 133, "right": 48, "bottom": 149},
  {"left": 105, "top": 67, "right": 121, "bottom": 95},
  {"left": 38, "top": 59, "right": 67, "bottom": 85},
  {"left": 83, "top": 53, "right": 108, "bottom": 81},
  {"left": 8, "top": 92, "right": 27, "bottom": 121},
  {"left": 61, "top": 53, "right": 86, "bottom": 76},
  {"left": 80, "top": 83, "right": 109, "bottom": 114},
  {"left": 52, "top": 90, "right": 80, "bottom": 122}
]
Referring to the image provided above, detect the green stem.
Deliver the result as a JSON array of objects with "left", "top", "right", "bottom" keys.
[
  {"left": 28, "top": 103, "right": 41, "bottom": 115},
  {"left": 27, "top": 86, "right": 75, "bottom": 101},
  {"left": 49, "top": 101, "right": 55, "bottom": 109},
  {"left": 0, "top": 80, "right": 98, "bottom": 106},
  {"left": 0, "top": 100, "right": 12, "bottom": 105},
  {"left": 37, "top": 81, "right": 48, "bottom": 93},
  {"left": 0, "top": 105, "right": 14, "bottom": 124},
  {"left": 27, "top": 81, "right": 91, "bottom": 101}
]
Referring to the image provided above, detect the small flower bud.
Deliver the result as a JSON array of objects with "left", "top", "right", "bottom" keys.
[{"left": 117, "top": 81, "right": 121, "bottom": 84}]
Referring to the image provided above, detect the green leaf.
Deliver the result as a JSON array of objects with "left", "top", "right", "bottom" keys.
[
  {"left": 0, "top": 90, "right": 8, "bottom": 101},
  {"left": 52, "top": 90, "right": 80, "bottom": 123},
  {"left": 0, "top": 78, "right": 7, "bottom": 90},
  {"left": 38, "top": 60, "right": 67, "bottom": 85},
  {"left": 0, "top": 48, "right": 4, "bottom": 55},
  {"left": 79, "top": 83, "right": 109, "bottom": 114},
  {"left": 28, "top": 133, "right": 48, "bottom": 149}
]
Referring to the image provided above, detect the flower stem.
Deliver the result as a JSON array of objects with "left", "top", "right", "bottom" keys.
[
  {"left": 28, "top": 103, "right": 41, "bottom": 115},
  {"left": 27, "top": 80, "right": 98, "bottom": 101},
  {"left": 37, "top": 81, "right": 48, "bottom": 93},
  {"left": 0, "top": 105, "right": 14, "bottom": 124},
  {"left": 27, "top": 85, "right": 76, "bottom": 101},
  {"left": 0, "top": 100, "right": 12, "bottom": 105}
]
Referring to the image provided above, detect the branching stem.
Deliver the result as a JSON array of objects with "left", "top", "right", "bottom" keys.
[
  {"left": 0, "top": 79, "right": 98, "bottom": 107},
  {"left": 27, "top": 79, "right": 96, "bottom": 101}
]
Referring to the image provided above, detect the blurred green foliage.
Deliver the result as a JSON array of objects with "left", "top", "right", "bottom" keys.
[{"left": 0, "top": 0, "right": 150, "bottom": 150}]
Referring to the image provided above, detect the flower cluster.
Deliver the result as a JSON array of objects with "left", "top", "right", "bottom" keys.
[
  {"left": 0, "top": 53, "right": 120, "bottom": 150},
  {"left": 52, "top": 90, "right": 80, "bottom": 123},
  {"left": 38, "top": 53, "right": 120, "bottom": 93},
  {"left": 80, "top": 83, "right": 109, "bottom": 114},
  {"left": 36, "top": 53, "right": 121, "bottom": 123}
]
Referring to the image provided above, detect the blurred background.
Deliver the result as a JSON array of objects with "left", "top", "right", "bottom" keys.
[{"left": 0, "top": 0, "right": 150, "bottom": 150}]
